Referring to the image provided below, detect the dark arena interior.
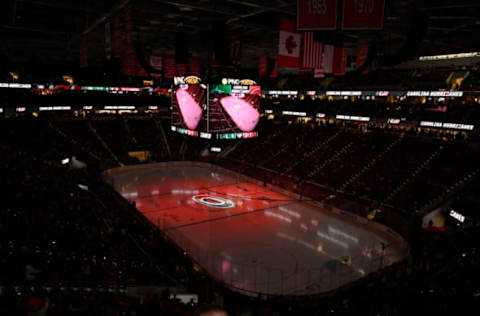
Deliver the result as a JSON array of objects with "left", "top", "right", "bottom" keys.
[{"left": 1, "top": 0, "right": 480, "bottom": 315}]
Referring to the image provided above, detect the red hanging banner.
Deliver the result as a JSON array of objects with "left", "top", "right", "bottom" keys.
[
  {"left": 270, "top": 57, "right": 278, "bottom": 78},
  {"left": 188, "top": 58, "right": 201, "bottom": 77},
  {"left": 332, "top": 46, "right": 347, "bottom": 75},
  {"left": 258, "top": 56, "right": 267, "bottom": 76},
  {"left": 356, "top": 45, "right": 369, "bottom": 69},
  {"left": 164, "top": 57, "right": 175, "bottom": 79},
  {"left": 342, "top": 0, "right": 385, "bottom": 30},
  {"left": 297, "top": 0, "right": 337, "bottom": 30}
]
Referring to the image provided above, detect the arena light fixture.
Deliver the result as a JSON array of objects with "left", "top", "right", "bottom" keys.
[
  {"left": 419, "top": 52, "right": 480, "bottom": 61},
  {"left": 9, "top": 71, "right": 19, "bottom": 80}
]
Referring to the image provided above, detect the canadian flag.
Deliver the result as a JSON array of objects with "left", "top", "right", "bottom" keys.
[{"left": 278, "top": 19, "right": 301, "bottom": 68}]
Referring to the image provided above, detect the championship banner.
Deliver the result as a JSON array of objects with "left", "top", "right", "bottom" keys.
[
  {"left": 297, "top": 0, "right": 337, "bottom": 30},
  {"left": 164, "top": 57, "right": 175, "bottom": 79},
  {"left": 342, "top": 0, "right": 385, "bottom": 29}
]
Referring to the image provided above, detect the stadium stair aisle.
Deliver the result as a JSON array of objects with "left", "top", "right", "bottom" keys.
[
  {"left": 154, "top": 119, "right": 172, "bottom": 159},
  {"left": 48, "top": 121, "right": 101, "bottom": 162},
  {"left": 381, "top": 145, "right": 445, "bottom": 207},
  {"left": 283, "top": 129, "right": 342, "bottom": 175},
  {"left": 302, "top": 142, "right": 355, "bottom": 183},
  {"left": 87, "top": 121, "right": 123, "bottom": 166},
  {"left": 418, "top": 168, "right": 480, "bottom": 216},
  {"left": 338, "top": 134, "right": 404, "bottom": 192}
]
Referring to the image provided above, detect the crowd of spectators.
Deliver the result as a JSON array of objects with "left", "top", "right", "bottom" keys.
[
  {"left": 262, "top": 95, "right": 480, "bottom": 126},
  {"left": 1, "top": 108, "right": 479, "bottom": 315},
  {"left": 0, "top": 118, "right": 221, "bottom": 315},
  {"left": 222, "top": 119, "right": 479, "bottom": 216}
]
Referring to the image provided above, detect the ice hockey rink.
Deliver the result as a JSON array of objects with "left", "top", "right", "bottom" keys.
[{"left": 104, "top": 162, "right": 408, "bottom": 296}]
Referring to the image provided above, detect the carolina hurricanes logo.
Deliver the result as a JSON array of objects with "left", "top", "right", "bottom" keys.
[
  {"left": 249, "top": 85, "right": 261, "bottom": 95},
  {"left": 192, "top": 195, "right": 236, "bottom": 208},
  {"left": 285, "top": 35, "right": 297, "bottom": 54}
]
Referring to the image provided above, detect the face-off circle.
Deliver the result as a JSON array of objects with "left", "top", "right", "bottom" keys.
[{"left": 192, "top": 194, "right": 236, "bottom": 208}]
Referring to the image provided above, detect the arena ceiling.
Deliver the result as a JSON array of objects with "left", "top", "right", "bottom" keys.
[{"left": 1, "top": 0, "right": 480, "bottom": 70}]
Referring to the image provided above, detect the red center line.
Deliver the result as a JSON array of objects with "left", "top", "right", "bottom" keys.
[{"left": 163, "top": 200, "right": 298, "bottom": 231}]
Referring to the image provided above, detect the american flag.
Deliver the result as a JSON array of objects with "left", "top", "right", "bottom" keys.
[{"left": 302, "top": 32, "right": 323, "bottom": 69}]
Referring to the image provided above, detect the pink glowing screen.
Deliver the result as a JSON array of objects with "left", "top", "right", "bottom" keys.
[
  {"left": 171, "top": 83, "right": 260, "bottom": 137},
  {"left": 207, "top": 85, "right": 261, "bottom": 134},
  {"left": 219, "top": 96, "right": 260, "bottom": 132},
  {"left": 175, "top": 88, "right": 203, "bottom": 130},
  {"left": 171, "top": 84, "right": 207, "bottom": 131}
]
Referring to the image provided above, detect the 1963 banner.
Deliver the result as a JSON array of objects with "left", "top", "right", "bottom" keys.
[
  {"left": 342, "top": 0, "right": 385, "bottom": 29},
  {"left": 297, "top": 0, "right": 337, "bottom": 30}
]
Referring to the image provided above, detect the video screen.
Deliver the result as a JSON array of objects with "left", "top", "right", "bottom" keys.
[
  {"left": 171, "top": 83, "right": 207, "bottom": 134},
  {"left": 208, "top": 84, "right": 261, "bottom": 135},
  {"left": 171, "top": 79, "right": 260, "bottom": 139}
]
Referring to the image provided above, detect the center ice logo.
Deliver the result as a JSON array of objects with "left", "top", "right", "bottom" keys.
[{"left": 192, "top": 194, "right": 235, "bottom": 208}]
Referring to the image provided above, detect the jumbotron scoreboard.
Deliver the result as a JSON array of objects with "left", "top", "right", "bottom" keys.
[{"left": 171, "top": 76, "right": 260, "bottom": 139}]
